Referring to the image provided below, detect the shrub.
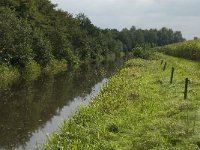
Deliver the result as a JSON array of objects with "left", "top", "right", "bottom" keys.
[
  {"left": 22, "top": 60, "right": 41, "bottom": 80},
  {"left": 44, "top": 59, "right": 67, "bottom": 75},
  {"left": 32, "top": 29, "right": 53, "bottom": 67},
  {"left": 133, "top": 47, "right": 151, "bottom": 59},
  {"left": 0, "top": 65, "right": 20, "bottom": 88}
]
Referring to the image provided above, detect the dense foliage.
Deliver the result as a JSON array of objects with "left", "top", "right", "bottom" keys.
[
  {"left": 160, "top": 40, "right": 200, "bottom": 61},
  {"left": 0, "top": 0, "right": 184, "bottom": 80}
]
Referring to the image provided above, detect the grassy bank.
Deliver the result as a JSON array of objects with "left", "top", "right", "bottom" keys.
[
  {"left": 44, "top": 53, "right": 200, "bottom": 150},
  {"left": 160, "top": 40, "right": 200, "bottom": 61}
]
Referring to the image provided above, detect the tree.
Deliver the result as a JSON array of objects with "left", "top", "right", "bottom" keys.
[
  {"left": 0, "top": 7, "right": 33, "bottom": 67},
  {"left": 0, "top": 0, "right": 185, "bottom": 72}
]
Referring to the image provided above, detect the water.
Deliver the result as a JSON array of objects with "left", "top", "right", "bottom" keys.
[{"left": 0, "top": 59, "right": 124, "bottom": 150}]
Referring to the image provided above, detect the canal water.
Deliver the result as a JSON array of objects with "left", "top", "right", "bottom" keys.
[{"left": 0, "top": 58, "right": 124, "bottom": 150}]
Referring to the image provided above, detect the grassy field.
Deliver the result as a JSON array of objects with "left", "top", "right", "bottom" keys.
[
  {"left": 161, "top": 40, "right": 200, "bottom": 61},
  {"left": 44, "top": 53, "right": 200, "bottom": 150}
]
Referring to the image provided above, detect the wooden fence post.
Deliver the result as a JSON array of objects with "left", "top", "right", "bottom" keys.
[
  {"left": 184, "top": 78, "right": 189, "bottom": 99},
  {"left": 170, "top": 67, "right": 175, "bottom": 84},
  {"left": 163, "top": 62, "right": 167, "bottom": 71}
]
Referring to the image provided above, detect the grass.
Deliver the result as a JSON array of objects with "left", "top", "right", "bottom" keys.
[
  {"left": 160, "top": 40, "right": 200, "bottom": 61},
  {"left": 44, "top": 52, "right": 200, "bottom": 150}
]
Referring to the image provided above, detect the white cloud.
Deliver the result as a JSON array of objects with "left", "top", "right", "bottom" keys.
[{"left": 51, "top": 0, "right": 200, "bottom": 39}]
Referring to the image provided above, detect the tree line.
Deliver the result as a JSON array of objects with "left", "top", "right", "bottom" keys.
[{"left": 0, "top": 0, "right": 185, "bottom": 73}]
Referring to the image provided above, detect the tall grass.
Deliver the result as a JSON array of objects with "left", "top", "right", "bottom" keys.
[
  {"left": 44, "top": 53, "right": 200, "bottom": 149},
  {"left": 160, "top": 40, "right": 200, "bottom": 61}
]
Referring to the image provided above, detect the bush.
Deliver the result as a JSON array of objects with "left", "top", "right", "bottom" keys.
[
  {"left": 0, "top": 65, "right": 20, "bottom": 88},
  {"left": 133, "top": 47, "right": 151, "bottom": 59},
  {"left": 32, "top": 29, "right": 53, "bottom": 67},
  {"left": 62, "top": 47, "right": 80, "bottom": 66},
  {"left": 22, "top": 60, "right": 41, "bottom": 80},
  {"left": 44, "top": 59, "right": 67, "bottom": 75}
]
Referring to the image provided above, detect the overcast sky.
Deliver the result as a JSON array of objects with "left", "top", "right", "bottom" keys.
[{"left": 50, "top": 0, "right": 200, "bottom": 39}]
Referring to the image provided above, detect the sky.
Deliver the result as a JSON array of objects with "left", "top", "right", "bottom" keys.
[{"left": 50, "top": 0, "right": 200, "bottom": 39}]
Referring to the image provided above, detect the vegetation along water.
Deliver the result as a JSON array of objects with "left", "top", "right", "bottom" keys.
[
  {"left": 1, "top": 0, "right": 200, "bottom": 150},
  {"left": 0, "top": 59, "right": 125, "bottom": 150},
  {"left": 45, "top": 51, "right": 200, "bottom": 150},
  {"left": 0, "top": 0, "right": 184, "bottom": 88}
]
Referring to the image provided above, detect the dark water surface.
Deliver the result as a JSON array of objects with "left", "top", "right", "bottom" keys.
[{"left": 0, "top": 59, "right": 124, "bottom": 150}]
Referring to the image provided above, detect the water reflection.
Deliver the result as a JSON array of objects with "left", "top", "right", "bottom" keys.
[{"left": 0, "top": 58, "right": 124, "bottom": 150}]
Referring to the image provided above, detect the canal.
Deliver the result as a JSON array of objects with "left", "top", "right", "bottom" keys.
[{"left": 0, "top": 58, "right": 124, "bottom": 150}]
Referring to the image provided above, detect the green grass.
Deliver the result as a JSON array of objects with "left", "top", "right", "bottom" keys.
[
  {"left": 160, "top": 40, "right": 200, "bottom": 61},
  {"left": 44, "top": 53, "right": 200, "bottom": 150}
]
